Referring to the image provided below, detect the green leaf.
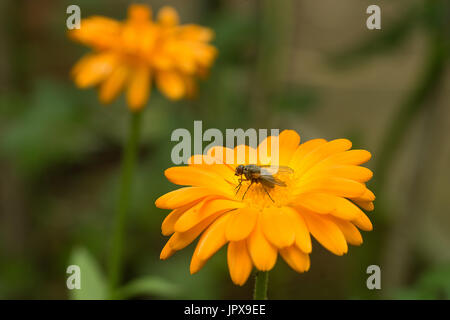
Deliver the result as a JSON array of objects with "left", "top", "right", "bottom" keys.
[
  {"left": 68, "top": 247, "right": 107, "bottom": 300},
  {"left": 118, "top": 276, "right": 180, "bottom": 299}
]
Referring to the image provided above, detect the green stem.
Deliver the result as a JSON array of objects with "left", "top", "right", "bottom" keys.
[
  {"left": 108, "top": 111, "right": 142, "bottom": 298},
  {"left": 253, "top": 271, "right": 269, "bottom": 300}
]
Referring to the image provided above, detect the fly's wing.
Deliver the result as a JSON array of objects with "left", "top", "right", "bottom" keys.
[
  {"left": 258, "top": 165, "right": 293, "bottom": 188},
  {"left": 259, "top": 175, "right": 287, "bottom": 187},
  {"left": 259, "top": 165, "right": 294, "bottom": 176}
]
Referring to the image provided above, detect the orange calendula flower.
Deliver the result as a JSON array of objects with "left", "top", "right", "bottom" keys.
[
  {"left": 69, "top": 4, "right": 217, "bottom": 110},
  {"left": 156, "top": 130, "right": 375, "bottom": 286}
]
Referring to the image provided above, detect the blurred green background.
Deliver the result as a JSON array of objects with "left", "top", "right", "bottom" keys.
[{"left": 0, "top": 0, "right": 449, "bottom": 299}]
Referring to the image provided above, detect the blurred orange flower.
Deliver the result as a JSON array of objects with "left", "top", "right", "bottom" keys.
[
  {"left": 69, "top": 4, "right": 217, "bottom": 110},
  {"left": 156, "top": 130, "right": 375, "bottom": 285}
]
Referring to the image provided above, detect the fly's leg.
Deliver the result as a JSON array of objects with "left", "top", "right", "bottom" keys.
[
  {"left": 242, "top": 181, "right": 254, "bottom": 200},
  {"left": 261, "top": 184, "right": 275, "bottom": 203},
  {"left": 235, "top": 176, "right": 250, "bottom": 195},
  {"left": 235, "top": 177, "right": 243, "bottom": 194}
]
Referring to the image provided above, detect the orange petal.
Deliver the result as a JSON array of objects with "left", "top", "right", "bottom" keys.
[
  {"left": 256, "top": 134, "right": 277, "bottom": 165},
  {"left": 128, "top": 4, "right": 152, "bottom": 22},
  {"left": 157, "top": 6, "right": 179, "bottom": 26},
  {"left": 126, "top": 65, "right": 150, "bottom": 110},
  {"left": 225, "top": 208, "right": 258, "bottom": 241},
  {"left": 152, "top": 49, "right": 174, "bottom": 70},
  {"left": 72, "top": 53, "right": 118, "bottom": 88},
  {"left": 295, "top": 139, "right": 353, "bottom": 177},
  {"left": 190, "top": 213, "right": 231, "bottom": 273},
  {"left": 189, "top": 254, "right": 207, "bottom": 275},
  {"left": 324, "top": 150, "right": 372, "bottom": 166},
  {"left": 179, "top": 25, "right": 215, "bottom": 42},
  {"left": 171, "top": 46, "right": 197, "bottom": 74},
  {"left": 167, "top": 212, "right": 220, "bottom": 251},
  {"left": 206, "top": 146, "right": 235, "bottom": 167},
  {"left": 295, "top": 177, "right": 366, "bottom": 198},
  {"left": 284, "top": 207, "right": 312, "bottom": 253},
  {"left": 303, "top": 165, "right": 373, "bottom": 183},
  {"left": 300, "top": 210, "right": 348, "bottom": 256},
  {"left": 289, "top": 139, "right": 327, "bottom": 171},
  {"left": 278, "top": 130, "right": 301, "bottom": 166},
  {"left": 294, "top": 194, "right": 362, "bottom": 220},
  {"left": 329, "top": 217, "right": 363, "bottom": 246},
  {"left": 175, "top": 198, "right": 243, "bottom": 232},
  {"left": 188, "top": 155, "right": 235, "bottom": 182},
  {"left": 247, "top": 217, "right": 277, "bottom": 271},
  {"left": 69, "top": 17, "right": 122, "bottom": 50},
  {"left": 330, "top": 196, "right": 365, "bottom": 220},
  {"left": 280, "top": 245, "right": 310, "bottom": 273},
  {"left": 155, "top": 186, "right": 221, "bottom": 209},
  {"left": 353, "top": 200, "right": 374, "bottom": 211},
  {"left": 261, "top": 207, "right": 295, "bottom": 248},
  {"left": 352, "top": 211, "right": 373, "bottom": 231},
  {"left": 227, "top": 241, "right": 253, "bottom": 286},
  {"left": 351, "top": 188, "right": 376, "bottom": 202},
  {"left": 334, "top": 196, "right": 368, "bottom": 220},
  {"left": 201, "top": 198, "right": 245, "bottom": 214},
  {"left": 161, "top": 204, "right": 193, "bottom": 236},
  {"left": 292, "top": 193, "right": 335, "bottom": 214},
  {"left": 156, "top": 70, "right": 185, "bottom": 100},
  {"left": 99, "top": 64, "right": 129, "bottom": 104},
  {"left": 192, "top": 43, "right": 217, "bottom": 68},
  {"left": 164, "top": 166, "right": 233, "bottom": 195},
  {"left": 160, "top": 241, "right": 176, "bottom": 260}
]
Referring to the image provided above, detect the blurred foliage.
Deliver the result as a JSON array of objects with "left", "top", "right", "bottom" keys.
[
  {"left": 328, "top": 5, "right": 420, "bottom": 68},
  {"left": 68, "top": 247, "right": 179, "bottom": 299},
  {"left": 118, "top": 275, "right": 180, "bottom": 299},
  {"left": 393, "top": 264, "right": 450, "bottom": 299},
  {"left": 69, "top": 247, "right": 107, "bottom": 300},
  {"left": 0, "top": 0, "right": 448, "bottom": 300},
  {"left": 1, "top": 80, "right": 96, "bottom": 177}
]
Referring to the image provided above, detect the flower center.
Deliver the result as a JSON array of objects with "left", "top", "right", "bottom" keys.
[
  {"left": 118, "top": 22, "right": 160, "bottom": 60},
  {"left": 233, "top": 174, "right": 295, "bottom": 210}
]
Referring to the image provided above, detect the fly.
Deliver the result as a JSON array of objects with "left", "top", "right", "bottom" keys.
[{"left": 234, "top": 164, "right": 294, "bottom": 202}]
